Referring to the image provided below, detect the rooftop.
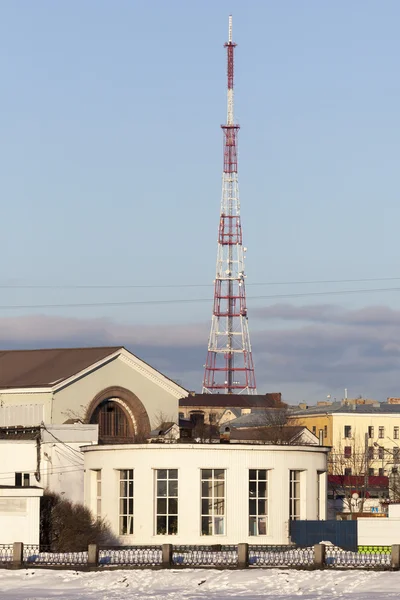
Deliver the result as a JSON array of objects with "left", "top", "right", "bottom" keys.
[
  {"left": 180, "top": 393, "right": 283, "bottom": 409},
  {"left": 0, "top": 347, "right": 122, "bottom": 388},
  {"left": 292, "top": 402, "right": 400, "bottom": 416}
]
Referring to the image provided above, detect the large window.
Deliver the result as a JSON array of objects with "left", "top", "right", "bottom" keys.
[
  {"left": 379, "top": 426, "right": 385, "bottom": 439},
  {"left": 156, "top": 469, "right": 178, "bottom": 535},
  {"left": 289, "top": 470, "right": 301, "bottom": 521},
  {"left": 119, "top": 469, "right": 134, "bottom": 535},
  {"left": 201, "top": 469, "right": 225, "bottom": 535},
  {"left": 249, "top": 469, "right": 268, "bottom": 535}
]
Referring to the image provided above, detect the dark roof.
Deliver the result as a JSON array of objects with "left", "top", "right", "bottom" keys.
[
  {"left": 293, "top": 402, "right": 400, "bottom": 416},
  {"left": 0, "top": 347, "right": 122, "bottom": 388},
  {"left": 180, "top": 393, "right": 283, "bottom": 409},
  {"left": 229, "top": 425, "right": 306, "bottom": 443}
]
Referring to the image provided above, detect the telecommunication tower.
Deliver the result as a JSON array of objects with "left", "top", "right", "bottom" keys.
[{"left": 202, "top": 16, "right": 257, "bottom": 395}]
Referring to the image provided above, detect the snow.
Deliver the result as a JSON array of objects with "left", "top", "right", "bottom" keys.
[{"left": 1, "top": 569, "right": 400, "bottom": 599}]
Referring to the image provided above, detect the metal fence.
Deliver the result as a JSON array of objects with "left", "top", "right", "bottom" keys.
[
  {"left": 99, "top": 546, "right": 162, "bottom": 566},
  {"left": 0, "top": 543, "right": 398, "bottom": 569},
  {"left": 249, "top": 545, "right": 313, "bottom": 567},
  {"left": 172, "top": 545, "right": 237, "bottom": 567},
  {"left": 325, "top": 546, "right": 391, "bottom": 568},
  {"left": 0, "top": 545, "right": 12, "bottom": 564}
]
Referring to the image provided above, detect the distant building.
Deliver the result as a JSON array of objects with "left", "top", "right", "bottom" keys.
[
  {"left": 290, "top": 402, "right": 400, "bottom": 477},
  {"left": 179, "top": 393, "right": 284, "bottom": 426}
]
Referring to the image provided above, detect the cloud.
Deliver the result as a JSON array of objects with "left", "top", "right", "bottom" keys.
[{"left": 2, "top": 304, "right": 400, "bottom": 403}]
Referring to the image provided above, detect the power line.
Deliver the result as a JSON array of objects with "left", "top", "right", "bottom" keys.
[
  {"left": 0, "top": 285, "right": 399, "bottom": 311},
  {"left": 0, "top": 276, "right": 400, "bottom": 290}
]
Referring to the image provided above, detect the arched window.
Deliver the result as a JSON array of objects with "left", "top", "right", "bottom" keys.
[{"left": 90, "top": 399, "right": 133, "bottom": 443}]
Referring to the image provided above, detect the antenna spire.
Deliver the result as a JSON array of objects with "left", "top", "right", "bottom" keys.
[{"left": 202, "top": 17, "right": 257, "bottom": 395}]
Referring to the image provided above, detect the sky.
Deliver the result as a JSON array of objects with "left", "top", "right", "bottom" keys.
[{"left": 1, "top": 1, "right": 400, "bottom": 403}]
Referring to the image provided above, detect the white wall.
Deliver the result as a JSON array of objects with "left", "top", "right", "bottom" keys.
[
  {"left": 0, "top": 488, "right": 43, "bottom": 545},
  {"left": 358, "top": 517, "right": 400, "bottom": 546},
  {"left": 0, "top": 425, "right": 98, "bottom": 504},
  {"left": 83, "top": 443, "right": 328, "bottom": 545}
]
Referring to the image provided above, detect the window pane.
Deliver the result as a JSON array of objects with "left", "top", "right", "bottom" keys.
[
  {"left": 258, "top": 470, "right": 267, "bottom": 480},
  {"left": 213, "top": 498, "right": 225, "bottom": 515},
  {"left": 214, "top": 516, "right": 224, "bottom": 535},
  {"left": 257, "top": 481, "right": 267, "bottom": 498},
  {"left": 158, "top": 469, "right": 168, "bottom": 479},
  {"left": 157, "top": 498, "right": 167, "bottom": 514},
  {"left": 249, "top": 516, "right": 257, "bottom": 536},
  {"left": 294, "top": 482, "right": 300, "bottom": 497},
  {"left": 157, "top": 480, "right": 167, "bottom": 497},
  {"left": 214, "top": 469, "right": 225, "bottom": 480},
  {"left": 168, "top": 498, "right": 178, "bottom": 514},
  {"left": 120, "top": 516, "right": 127, "bottom": 535},
  {"left": 201, "top": 517, "right": 212, "bottom": 535},
  {"left": 128, "top": 481, "right": 134, "bottom": 497},
  {"left": 249, "top": 499, "right": 256, "bottom": 515},
  {"left": 157, "top": 516, "right": 167, "bottom": 534},
  {"left": 258, "top": 517, "right": 267, "bottom": 535},
  {"left": 202, "top": 469, "right": 212, "bottom": 480},
  {"left": 249, "top": 469, "right": 257, "bottom": 480},
  {"left": 168, "top": 480, "right": 178, "bottom": 496},
  {"left": 128, "top": 499, "right": 134, "bottom": 514},
  {"left": 202, "top": 480, "right": 213, "bottom": 497},
  {"left": 202, "top": 499, "right": 212, "bottom": 514},
  {"left": 120, "top": 481, "right": 127, "bottom": 497},
  {"left": 213, "top": 480, "right": 225, "bottom": 497},
  {"left": 249, "top": 481, "right": 256, "bottom": 497},
  {"left": 120, "top": 498, "right": 127, "bottom": 514},
  {"left": 258, "top": 499, "right": 267, "bottom": 515},
  {"left": 169, "top": 469, "right": 178, "bottom": 479},
  {"left": 168, "top": 515, "right": 178, "bottom": 535}
]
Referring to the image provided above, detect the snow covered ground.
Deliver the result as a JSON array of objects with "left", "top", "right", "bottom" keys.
[{"left": 0, "top": 568, "right": 400, "bottom": 599}]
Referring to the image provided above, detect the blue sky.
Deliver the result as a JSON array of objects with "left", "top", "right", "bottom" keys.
[{"left": 1, "top": 1, "right": 400, "bottom": 402}]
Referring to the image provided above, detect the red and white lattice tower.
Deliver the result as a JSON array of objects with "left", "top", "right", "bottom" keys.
[{"left": 202, "top": 16, "right": 257, "bottom": 395}]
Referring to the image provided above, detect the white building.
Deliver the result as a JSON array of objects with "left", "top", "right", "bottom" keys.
[
  {"left": 83, "top": 442, "right": 329, "bottom": 545},
  {"left": 0, "top": 424, "right": 98, "bottom": 504}
]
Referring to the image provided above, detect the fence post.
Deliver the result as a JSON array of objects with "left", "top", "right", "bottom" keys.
[
  {"left": 88, "top": 544, "right": 99, "bottom": 567},
  {"left": 313, "top": 544, "right": 326, "bottom": 568},
  {"left": 391, "top": 545, "right": 400, "bottom": 570},
  {"left": 12, "top": 542, "right": 23, "bottom": 568},
  {"left": 238, "top": 543, "right": 249, "bottom": 568},
  {"left": 162, "top": 544, "right": 173, "bottom": 568}
]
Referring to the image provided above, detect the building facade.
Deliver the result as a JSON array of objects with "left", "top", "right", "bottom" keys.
[
  {"left": 290, "top": 403, "right": 400, "bottom": 477},
  {"left": 83, "top": 443, "right": 328, "bottom": 545}
]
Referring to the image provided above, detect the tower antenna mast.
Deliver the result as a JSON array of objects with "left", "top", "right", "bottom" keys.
[{"left": 202, "top": 16, "right": 257, "bottom": 395}]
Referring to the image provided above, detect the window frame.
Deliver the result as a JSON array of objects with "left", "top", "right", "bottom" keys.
[
  {"left": 378, "top": 426, "right": 385, "bottom": 439},
  {"left": 289, "top": 470, "right": 301, "bottom": 521},
  {"left": 248, "top": 469, "right": 268, "bottom": 536},
  {"left": 368, "top": 426, "right": 374, "bottom": 439},
  {"left": 155, "top": 468, "right": 178, "bottom": 536},
  {"left": 344, "top": 425, "right": 352, "bottom": 438},
  {"left": 96, "top": 470, "right": 102, "bottom": 519},
  {"left": 200, "top": 468, "right": 226, "bottom": 536},
  {"left": 119, "top": 469, "right": 134, "bottom": 536},
  {"left": 394, "top": 427, "right": 399, "bottom": 440}
]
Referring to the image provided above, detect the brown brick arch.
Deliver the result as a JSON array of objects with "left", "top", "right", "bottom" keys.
[{"left": 86, "top": 386, "right": 151, "bottom": 442}]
